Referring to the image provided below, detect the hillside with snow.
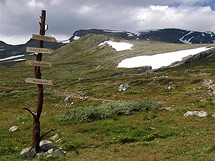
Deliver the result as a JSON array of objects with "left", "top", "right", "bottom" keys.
[
  {"left": 1, "top": 28, "right": 215, "bottom": 64},
  {"left": 70, "top": 28, "right": 215, "bottom": 44},
  {"left": 117, "top": 46, "right": 214, "bottom": 69}
]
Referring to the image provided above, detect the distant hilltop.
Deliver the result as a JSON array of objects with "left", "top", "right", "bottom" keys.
[
  {"left": 70, "top": 28, "right": 215, "bottom": 44},
  {"left": 1, "top": 28, "right": 215, "bottom": 63}
]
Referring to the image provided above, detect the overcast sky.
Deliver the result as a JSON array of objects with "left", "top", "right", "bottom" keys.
[{"left": 0, "top": 0, "right": 215, "bottom": 45}]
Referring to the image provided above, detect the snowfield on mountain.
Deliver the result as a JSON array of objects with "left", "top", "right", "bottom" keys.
[{"left": 117, "top": 46, "right": 214, "bottom": 69}]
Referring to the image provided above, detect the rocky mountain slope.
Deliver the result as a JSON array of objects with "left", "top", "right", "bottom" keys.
[
  {"left": 0, "top": 39, "right": 64, "bottom": 63},
  {"left": 138, "top": 29, "right": 215, "bottom": 44},
  {"left": 70, "top": 28, "right": 215, "bottom": 44},
  {"left": 1, "top": 28, "right": 214, "bottom": 64}
]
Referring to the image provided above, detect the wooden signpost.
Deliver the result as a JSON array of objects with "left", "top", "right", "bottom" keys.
[
  {"left": 25, "top": 60, "right": 52, "bottom": 67},
  {"left": 25, "top": 78, "right": 53, "bottom": 86},
  {"left": 32, "top": 34, "right": 57, "bottom": 42},
  {"left": 24, "top": 10, "right": 56, "bottom": 154},
  {"left": 26, "top": 47, "right": 54, "bottom": 54}
]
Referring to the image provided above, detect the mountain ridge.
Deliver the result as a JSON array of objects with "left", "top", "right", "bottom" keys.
[
  {"left": 1, "top": 28, "right": 215, "bottom": 63},
  {"left": 70, "top": 28, "right": 215, "bottom": 44}
]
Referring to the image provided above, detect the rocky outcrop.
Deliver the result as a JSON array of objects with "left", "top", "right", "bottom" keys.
[
  {"left": 184, "top": 110, "right": 208, "bottom": 117},
  {"left": 21, "top": 134, "right": 66, "bottom": 159},
  {"left": 165, "top": 82, "right": 176, "bottom": 90},
  {"left": 168, "top": 48, "right": 214, "bottom": 69},
  {"left": 118, "top": 83, "right": 131, "bottom": 92}
]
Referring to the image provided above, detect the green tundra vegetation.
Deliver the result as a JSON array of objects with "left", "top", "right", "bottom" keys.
[{"left": 0, "top": 34, "right": 215, "bottom": 160}]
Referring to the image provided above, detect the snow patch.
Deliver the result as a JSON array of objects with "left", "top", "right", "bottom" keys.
[
  {"left": 98, "top": 41, "right": 133, "bottom": 51},
  {"left": 0, "top": 46, "right": 5, "bottom": 51},
  {"left": 205, "top": 31, "right": 214, "bottom": 35},
  {"left": 179, "top": 31, "right": 193, "bottom": 44},
  {"left": 73, "top": 36, "right": 80, "bottom": 40},
  {"left": 0, "top": 55, "right": 25, "bottom": 62},
  {"left": 62, "top": 40, "right": 70, "bottom": 44},
  {"left": 13, "top": 58, "right": 26, "bottom": 62},
  {"left": 103, "top": 29, "right": 127, "bottom": 33},
  {"left": 127, "top": 33, "right": 135, "bottom": 37},
  {"left": 117, "top": 47, "right": 213, "bottom": 69}
]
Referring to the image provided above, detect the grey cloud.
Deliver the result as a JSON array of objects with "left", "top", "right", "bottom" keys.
[
  {"left": 0, "top": 0, "right": 6, "bottom": 4},
  {"left": 1, "top": 0, "right": 215, "bottom": 44}
]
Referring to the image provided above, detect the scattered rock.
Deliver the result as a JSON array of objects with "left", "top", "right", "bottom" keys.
[
  {"left": 9, "top": 126, "right": 19, "bottom": 132},
  {"left": 47, "top": 148, "right": 54, "bottom": 154},
  {"left": 37, "top": 148, "right": 66, "bottom": 158},
  {"left": 165, "top": 107, "right": 174, "bottom": 111},
  {"left": 64, "top": 96, "right": 71, "bottom": 102},
  {"left": 118, "top": 83, "right": 130, "bottom": 92},
  {"left": 79, "top": 96, "right": 88, "bottom": 101},
  {"left": 184, "top": 110, "right": 208, "bottom": 117},
  {"left": 78, "top": 91, "right": 87, "bottom": 96},
  {"left": 212, "top": 86, "right": 215, "bottom": 95},
  {"left": 21, "top": 134, "right": 66, "bottom": 159},
  {"left": 78, "top": 77, "right": 84, "bottom": 81},
  {"left": 49, "top": 134, "right": 59, "bottom": 142},
  {"left": 95, "top": 65, "right": 104, "bottom": 70},
  {"left": 20, "top": 147, "right": 36, "bottom": 158},
  {"left": 64, "top": 96, "right": 73, "bottom": 106},
  {"left": 203, "top": 79, "right": 215, "bottom": 94},
  {"left": 169, "top": 51, "right": 214, "bottom": 68},
  {"left": 52, "top": 148, "right": 66, "bottom": 156},
  {"left": 39, "top": 140, "right": 54, "bottom": 152},
  {"left": 165, "top": 82, "right": 176, "bottom": 90},
  {"left": 136, "top": 66, "right": 152, "bottom": 73}
]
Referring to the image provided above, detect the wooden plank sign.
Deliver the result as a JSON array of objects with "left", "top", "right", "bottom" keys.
[
  {"left": 25, "top": 78, "right": 53, "bottom": 86},
  {"left": 32, "top": 34, "right": 56, "bottom": 42},
  {"left": 26, "top": 47, "right": 54, "bottom": 54},
  {"left": 25, "top": 60, "right": 52, "bottom": 67}
]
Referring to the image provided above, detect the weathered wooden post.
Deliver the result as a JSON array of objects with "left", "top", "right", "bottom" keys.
[
  {"left": 33, "top": 9, "right": 45, "bottom": 153},
  {"left": 24, "top": 10, "right": 56, "bottom": 154}
]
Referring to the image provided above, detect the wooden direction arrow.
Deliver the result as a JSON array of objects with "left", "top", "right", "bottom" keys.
[
  {"left": 25, "top": 60, "right": 52, "bottom": 67},
  {"left": 32, "top": 34, "right": 56, "bottom": 42},
  {"left": 26, "top": 47, "right": 54, "bottom": 54},
  {"left": 25, "top": 78, "right": 53, "bottom": 86}
]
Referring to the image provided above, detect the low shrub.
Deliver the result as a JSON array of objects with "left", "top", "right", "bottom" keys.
[{"left": 60, "top": 100, "right": 163, "bottom": 123}]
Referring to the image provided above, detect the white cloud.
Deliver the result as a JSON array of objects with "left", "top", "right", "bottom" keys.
[
  {"left": 175, "top": 0, "right": 211, "bottom": 5},
  {"left": 27, "top": 0, "right": 45, "bottom": 9},
  {"left": 0, "top": 35, "right": 30, "bottom": 45},
  {"left": 50, "top": 0, "right": 61, "bottom": 5},
  {"left": 134, "top": 5, "right": 215, "bottom": 32},
  {"left": 0, "top": 0, "right": 215, "bottom": 44},
  {"left": 79, "top": 5, "right": 97, "bottom": 15}
]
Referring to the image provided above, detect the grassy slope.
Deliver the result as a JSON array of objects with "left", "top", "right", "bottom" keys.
[{"left": 0, "top": 34, "right": 215, "bottom": 160}]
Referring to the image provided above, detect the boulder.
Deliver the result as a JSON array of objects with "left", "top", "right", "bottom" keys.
[
  {"left": 165, "top": 82, "right": 176, "bottom": 90},
  {"left": 64, "top": 96, "right": 71, "bottom": 102},
  {"left": 49, "top": 134, "right": 59, "bottom": 141},
  {"left": 52, "top": 148, "right": 66, "bottom": 156},
  {"left": 39, "top": 140, "right": 54, "bottom": 152},
  {"left": 184, "top": 110, "right": 208, "bottom": 117},
  {"left": 9, "top": 126, "right": 19, "bottom": 132},
  {"left": 64, "top": 96, "right": 74, "bottom": 106},
  {"left": 118, "top": 83, "right": 130, "bottom": 92},
  {"left": 20, "top": 147, "right": 36, "bottom": 158}
]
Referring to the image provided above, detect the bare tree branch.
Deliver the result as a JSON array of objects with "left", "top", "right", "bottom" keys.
[
  {"left": 40, "top": 128, "right": 56, "bottom": 141},
  {"left": 23, "top": 108, "right": 36, "bottom": 120}
]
